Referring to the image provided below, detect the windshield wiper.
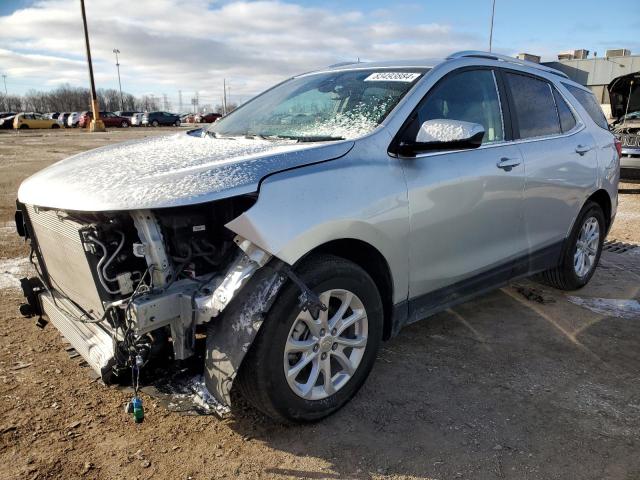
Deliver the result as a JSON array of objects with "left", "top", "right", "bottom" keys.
[{"left": 251, "top": 134, "right": 345, "bottom": 143}]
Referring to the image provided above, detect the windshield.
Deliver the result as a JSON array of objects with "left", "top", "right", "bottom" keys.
[{"left": 208, "top": 68, "right": 427, "bottom": 141}]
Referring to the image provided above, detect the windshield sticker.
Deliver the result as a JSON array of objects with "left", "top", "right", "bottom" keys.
[{"left": 364, "top": 72, "right": 421, "bottom": 82}]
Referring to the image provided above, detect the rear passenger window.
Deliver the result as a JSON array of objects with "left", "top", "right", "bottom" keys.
[
  {"left": 505, "top": 73, "right": 560, "bottom": 139},
  {"left": 553, "top": 90, "right": 576, "bottom": 132},
  {"left": 564, "top": 84, "right": 609, "bottom": 130}
]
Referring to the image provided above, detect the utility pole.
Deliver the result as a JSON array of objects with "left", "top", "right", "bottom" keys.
[
  {"left": 112, "top": 48, "right": 123, "bottom": 111},
  {"left": 178, "top": 90, "right": 183, "bottom": 113},
  {"left": 163, "top": 93, "right": 168, "bottom": 111},
  {"left": 488, "top": 0, "right": 496, "bottom": 52},
  {"left": 222, "top": 78, "right": 227, "bottom": 116},
  {"left": 1, "top": 75, "right": 6, "bottom": 95},
  {"left": 80, "top": 0, "right": 105, "bottom": 131}
]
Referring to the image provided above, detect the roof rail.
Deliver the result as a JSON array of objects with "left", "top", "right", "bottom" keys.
[{"left": 447, "top": 50, "right": 569, "bottom": 79}]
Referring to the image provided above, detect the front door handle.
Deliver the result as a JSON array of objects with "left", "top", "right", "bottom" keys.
[
  {"left": 497, "top": 157, "right": 521, "bottom": 172},
  {"left": 575, "top": 144, "right": 593, "bottom": 155}
]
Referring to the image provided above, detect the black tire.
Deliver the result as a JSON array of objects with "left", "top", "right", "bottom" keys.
[
  {"left": 539, "top": 201, "right": 605, "bottom": 290},
  {"left": 174, "top": 120, "right": 181, "bottom": 127},
  {"left": 151, "top": 120, "right": 159, "bottom": 127},
  {"left": 51, "top": 123, "right": 60, "bottom": 129},
  {"left": 236, "top": 254, "right": 383, "bottom": 423},
  {"left": 19, "top": 124, "right": 28, "bottom": 129}
]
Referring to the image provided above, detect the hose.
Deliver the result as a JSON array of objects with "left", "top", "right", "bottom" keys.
[{"left": 87, "top": 234, "right": 123, "bottom": 295}]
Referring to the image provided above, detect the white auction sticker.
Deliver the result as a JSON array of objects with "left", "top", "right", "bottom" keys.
[{"left": 364, "top": 72, "right": 421, "bottom": 82}]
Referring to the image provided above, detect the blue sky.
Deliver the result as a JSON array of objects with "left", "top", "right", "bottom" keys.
[{"left": 1, "top": 0, "right": 638, "bottom": 109}]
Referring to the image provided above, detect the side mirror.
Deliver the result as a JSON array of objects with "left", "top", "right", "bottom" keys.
[{"left": 399, "top": 119, "right": 485, "bottom": 156}]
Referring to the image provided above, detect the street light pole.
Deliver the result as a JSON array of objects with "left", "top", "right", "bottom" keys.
[
  {"left": 80, "top": 0, "right": 105, "bottom": 132},
  {"left": 488, "top": 0, "right": 496, "bottom": 52},
  {"left": 113, "top": 48, "right": 124, "bottom": 111},
  {"left": 1, "top": 75, "right": 6, "bottom": 95}
]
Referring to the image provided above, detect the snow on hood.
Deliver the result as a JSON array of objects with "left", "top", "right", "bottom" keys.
[{"left": 18, "top": 132, "right": 353, "bottom": 211}]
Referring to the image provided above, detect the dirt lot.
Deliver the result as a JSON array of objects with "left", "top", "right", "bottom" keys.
[{"left": 1, "top": 129, "right": 639, "bottom": 480}]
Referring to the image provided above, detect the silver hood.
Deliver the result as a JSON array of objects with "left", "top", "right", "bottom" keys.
[{"left": 18, "top": 131, "right": 354, "bottom": 211}]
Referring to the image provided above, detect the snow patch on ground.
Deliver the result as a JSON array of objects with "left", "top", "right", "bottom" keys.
[
  {"left": 0, "top": 257, "right": 32, "bottom": 290},
  {"left": 567, "top": 296, "right": 640, "bottom": 320}
]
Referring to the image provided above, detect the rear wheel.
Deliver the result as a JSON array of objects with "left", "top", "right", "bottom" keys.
[
  {"left": 121, "top": 120, "right": 129, "bottom": 128},
  {"left": 174, "top": 120, "right": 181, "bottom": 127},
  {"left": 151, "top": 120, "right": 159, "bottom": 127},
  {"left": 19, "top": 124, "right": 28, "bottom": 129},
  {"left": 51, "top": 124, "right": 60, "bottom": 129},
  {"left": 236, "top": 254, "right": 383, "bottom": 423},
  {"left": 540, "top": 201, "right": 605, "bottom": 290}
]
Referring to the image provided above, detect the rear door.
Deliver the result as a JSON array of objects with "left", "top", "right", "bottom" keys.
[
  {"left": 502, "top": 70, "right": 598, "bottom": 271},
  {"left": 397, "top": 68, "right": 527, "bottom": 316}
]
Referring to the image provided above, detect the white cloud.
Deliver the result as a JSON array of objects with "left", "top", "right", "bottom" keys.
[{"left": 0, "top": 0, "right": 484, "bottom": 105}]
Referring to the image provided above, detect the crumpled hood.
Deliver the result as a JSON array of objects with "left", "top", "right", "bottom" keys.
[{"left": 18, "top": 131, "right": 354, "bottom": 211}]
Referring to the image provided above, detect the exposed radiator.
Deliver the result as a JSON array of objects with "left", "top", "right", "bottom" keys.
[{"left": 25, "top": 205, "right": 105, "bottom": 317}]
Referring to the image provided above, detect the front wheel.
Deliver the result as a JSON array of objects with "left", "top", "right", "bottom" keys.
[
  {"left": 174, "top": 120, "right": 181, "bottom": 127},
  {"left": 121, "top": 121, "right": 129, "bottom": 128},
  {"left": 539, "top": 201, "right": 605, "bottom": 290},
  {"left": 235, "top": 254, "right": 383, "bottom": 423},
  {"left": 151, "top": 120, "right": 159, "bottom": 127}
]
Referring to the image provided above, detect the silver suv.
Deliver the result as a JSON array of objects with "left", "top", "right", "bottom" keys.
[{"left": 15, "top": 51, "right": 620, "bottom": 422}]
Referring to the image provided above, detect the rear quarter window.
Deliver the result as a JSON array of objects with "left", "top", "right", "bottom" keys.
[{"left": 564, "top": 84, "right": 609, "bottom": 130}]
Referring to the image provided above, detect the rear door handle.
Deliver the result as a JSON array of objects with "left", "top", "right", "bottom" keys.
[
  {"left": 575, "top": 144, "right": 594, "bottom": 155},
  {"left": 496, "top": 157, "right": 521, "bottom": 171}
]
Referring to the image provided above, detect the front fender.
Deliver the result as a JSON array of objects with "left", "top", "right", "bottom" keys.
[{"left": 225, "top": 155, "right": 410, "bottom": 304}]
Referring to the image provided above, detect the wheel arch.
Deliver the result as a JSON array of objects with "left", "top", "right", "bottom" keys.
[
  {"left": 586, "top": 189, "right": 613, "bottom": 232},
  {"left": 303, "top": 238, "right": 395, "bottom": 340}
]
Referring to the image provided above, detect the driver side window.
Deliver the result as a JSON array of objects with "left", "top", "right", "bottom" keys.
[{"left": 404, "top": 69, "right": 504, "bottom": 145}]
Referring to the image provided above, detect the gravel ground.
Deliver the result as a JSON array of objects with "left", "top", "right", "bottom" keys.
[{"left": 0, "top": 129, "right": 639, "bottom": 480}]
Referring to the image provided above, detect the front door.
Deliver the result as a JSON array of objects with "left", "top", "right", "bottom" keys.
[{"left": 397, "top": 68, "right": 526, "bottom": 320}]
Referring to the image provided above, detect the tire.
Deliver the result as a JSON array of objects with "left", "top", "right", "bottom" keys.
[
  {"left": 174, "top": 120, "right": 181, "bottom": 127},
  {"left": 151, "top": 120, "right": 159, "bottom": 127},
  {"left": 236, "top": 254, "right": 383, "bottom": 423},
  {"left": 19, "top": 124, "right": 28, "bottom": 129},
  {"left": 121, "top": 121, "right": 129, "bottom": 128},
  {"left": 51, "top": 124, "right": 60, "bottom": 129},
  {"left": 539, "top": 201, "right": 605, "bottom": 290}
]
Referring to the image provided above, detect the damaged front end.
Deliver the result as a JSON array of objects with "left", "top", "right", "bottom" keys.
[{"left": 15, "top": 196, "right": 292, "bottom": 411}]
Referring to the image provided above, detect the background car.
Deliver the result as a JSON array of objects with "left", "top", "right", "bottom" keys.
[
  {"left": 13, "top": 112, "right": 61, "bottom": 129},
  {"left": 58, "top": 112, "right": 70, "bottom": 126},
  {"left": 142, "top": 111, "right": 181, "bottom": 126},
  {"left": 67, "top": 111, "right": 86, "bottom": 127},
  {"left": 78, "top": 111, "right": 131, "bottom": 128},
  {"left": 0, "top": 113, "right": 17, "bottom": 129},
  {"left": 131, "top": 112, "right": 144, "bottom": 126},
  {"left": 194, "top": 112, "right": 222, "bottom": 123}
]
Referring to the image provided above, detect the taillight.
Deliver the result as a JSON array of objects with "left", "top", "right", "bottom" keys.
[{"left": 614, "top": 138, "right": 622, "bottom": 158}]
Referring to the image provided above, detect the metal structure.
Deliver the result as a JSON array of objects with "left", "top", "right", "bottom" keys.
[
  {"left": 113, "top": 48, "right": 124, "bottom": 111},
  {"left": 489, "top": 0, "right": 496, "bottom": 52},
  {"left": 2, "top": 74, "right": 6, "bottom": 95},
  {"left": 80, "top": 0, "right": 105, "bottom": 132},
  {"left": 543, "top": 51, "right": 640, "bottom": 106}
]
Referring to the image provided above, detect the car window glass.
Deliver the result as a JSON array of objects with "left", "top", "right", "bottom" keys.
[
  {"left": 553, "top": 89, "right": 576, "bottom": 133},
  {"left": 405, "top": 69, "right": 504, "bottom": 144},
  {"left": 506, "top": 73, "right": 560, "bottom": 139},
  {"left": 564, "top": 84, "right": 608, "bottom": 130}
]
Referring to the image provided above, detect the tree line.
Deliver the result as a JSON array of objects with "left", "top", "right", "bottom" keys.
[{"left": 0, "top": 84, "right": 161, "bottom": 113}]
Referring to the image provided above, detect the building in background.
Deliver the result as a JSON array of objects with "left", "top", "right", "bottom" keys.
[{"left": 541, "top": 48, "right": 640, "bottom": 117}]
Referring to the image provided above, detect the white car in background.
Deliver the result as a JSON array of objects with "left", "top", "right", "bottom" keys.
[
  {"left": 67, "top": 112, "right": 83, "bottom": 128},
  {"left": 131, "top": 113, "right": 144, "bottom": 126}
]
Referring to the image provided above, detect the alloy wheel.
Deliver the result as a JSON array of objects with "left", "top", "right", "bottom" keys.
[
  {"left": 574, "top": 216, "right": 600, "bottom": 278},
  {"left": 284, "top": 289, "right": 368, "bottom": 400}
]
